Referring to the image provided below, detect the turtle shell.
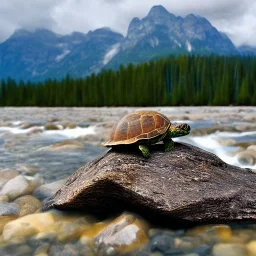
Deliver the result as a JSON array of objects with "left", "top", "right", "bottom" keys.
[{"left": 102, "top": 110, "right": 171, "bottom": 146}]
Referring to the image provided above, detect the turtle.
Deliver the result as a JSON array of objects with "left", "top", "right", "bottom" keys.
[{"left": 102, "top": 110, "right": 190, "bottom": 158}]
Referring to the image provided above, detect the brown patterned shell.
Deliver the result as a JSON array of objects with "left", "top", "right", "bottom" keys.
[{"left": 102, "top": 110, "right": 171, "bottom": 146}]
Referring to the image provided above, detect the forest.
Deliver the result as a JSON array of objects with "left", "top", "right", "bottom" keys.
[{"left": 0, "top": 55, "right": 255, "bottom": 106}]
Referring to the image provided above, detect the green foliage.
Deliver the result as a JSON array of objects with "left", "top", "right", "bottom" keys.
[{"left": 0, "top": 55, "right": 255, "bottom": 106}]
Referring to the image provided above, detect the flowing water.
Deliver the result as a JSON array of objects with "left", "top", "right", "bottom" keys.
[{"left": 0, "top": 107, "right": 256, "bottom": 256}]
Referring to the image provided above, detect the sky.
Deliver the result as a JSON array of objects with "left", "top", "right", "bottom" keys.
[{"left": 0, "top": 0, "right": 255, "bottom": 47}]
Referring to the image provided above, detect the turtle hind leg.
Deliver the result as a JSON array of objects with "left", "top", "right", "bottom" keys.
[
  {"left": 163, "top": 138, "right": 174, "bottom": 152},
  {"left": 139, "top": 145, "right": 151, "bottom": 158}
]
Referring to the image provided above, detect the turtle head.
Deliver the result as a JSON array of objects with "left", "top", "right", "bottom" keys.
[{"left": 168, "top": 123, "right": 190, "bottom": 138}]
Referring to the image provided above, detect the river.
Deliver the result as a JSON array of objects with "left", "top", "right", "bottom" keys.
[{"left": 0, "top": 107, "right": 255, "bottom": 256}]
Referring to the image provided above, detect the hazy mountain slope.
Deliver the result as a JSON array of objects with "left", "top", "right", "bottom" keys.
[{"left": 0, "top": 5, "right": 243, "bottom": 81}]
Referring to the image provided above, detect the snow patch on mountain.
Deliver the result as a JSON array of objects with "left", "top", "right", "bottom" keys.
[
  {"left": 174, "top": 39, "right": 182, "bottom": 48},
  {"left": 186, "top": 40, "right": 192, "bottom": 52},
  {"left": 103, "top": 43, "right": 120, "bottom": 65},
  {"left": 56, "top": 50, "right": 71, "bottom": 62},
  {"left": 150, "top": 37, "right": 159, "bottom": 48}
]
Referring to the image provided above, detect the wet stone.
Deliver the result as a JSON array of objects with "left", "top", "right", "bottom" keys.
[
  {"left": 28, "top": 231, "right": 57, "bottom": 249},
  {"left": 193, "top": 244, "right": 212, "bottom": 255},
  {"left": 94, "top": 213, "right": 148, "bottom": 255},
  {"left": 77, "top": 240, "right": 95, "bottom": 256},
  {"left": 38, "top": 140, "right": 84, "bottom": 152},
  {"left": 2, "top": 212, "right": 56, "bottom": 241},
  {"left": 33, "top": 242, "right": 50, "bottom": 255},
  {"left": 14, "top": 195, "right": 41, "bottom": 217},
  {"left": 0, "top": 202, "right": 19, "bottom": 216},
  {"left": 150, "top": 234, "right": 174, "bottom": 253},
  {"left": 0, "top": 175, "right": 30, "bottom": 200},
  {"left": 33, "top": 179, "right": 65, "bottom": 200},
  {"left": 0, "top": 216, "right": 17, "bottom": 234},
  {"left": 0, "top": 169, "right": 19, "bottom": 188},
  {"left": 56, "top": 217, "right": 92, "bottom": 242},
  {"left": 44, "top": 124, "right": 61, "bottom": 130},
  {"left": 0, "top": 195, "right": 9, "bottom": 202},
  {"left": 48, "top": 242, "right": 64, "bottom": 256},
  {"left": 212, "top": 243, "right": 247, "bottom": 256},
  {"left": 148, "top": 229, "right": 175, "bottom": 238},
  {"left": 246, "top": 241, "right": 256, "bottom": 256}
]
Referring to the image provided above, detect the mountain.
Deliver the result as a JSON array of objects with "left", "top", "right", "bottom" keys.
[
  {"left": 107, "top": 6, "right": 238, "bottom": 67},
  {"left": 0, "top": 5, "right": 244, "bottom": 81},
  {"left": 0, "top": 28, "right": 123, "bottom": 81},
  {"left": 238, "top": 45, "right": 256, "bottom": 56}
]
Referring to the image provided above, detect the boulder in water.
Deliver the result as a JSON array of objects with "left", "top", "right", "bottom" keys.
[{"left": 44, "top": 143, "right": 256, "bottom": 225}]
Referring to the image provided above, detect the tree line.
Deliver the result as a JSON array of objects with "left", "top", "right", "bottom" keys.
[{"left": 0, "top": 55, "right": 255, "bottom": 106}]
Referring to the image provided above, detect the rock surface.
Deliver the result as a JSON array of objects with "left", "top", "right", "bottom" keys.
[
  {"left": 44, "top": 142, "right": 256, "bottom": 225},
  {"left": 94, "top": 213, "right": 148, "bottom": 255}
]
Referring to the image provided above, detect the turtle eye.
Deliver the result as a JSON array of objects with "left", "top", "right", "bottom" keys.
[
  {"left": 184, "top": 124, "right": 190, "bottom": 131},
  {"left": 176, "top": 124, "right": 190, "bottom": 131}
]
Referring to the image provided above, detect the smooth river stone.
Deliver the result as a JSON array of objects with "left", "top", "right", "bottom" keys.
[
  {"left": 38, "top": 140, "right": 84, "bottom": 152},
  {"left": 0, "top": 202, "right": 19, "bottom": 216},
  {"left": 0, "top": 195, "right": 9, "bottom": 202},
  {"left": 94, "top": 213, "right": 149, "bottom": 255},
  {"left": 0, "top": 216, "right": 17, "bottom": 234},
  {"left": 0, "top": 175, "right": 42, "bottom": 201},
  {"left": 186, "top": 225, "right": 232, "bottom": 243},
  {"left": 0, "top": 169, "right": 19, "bottom": 188},
  {"left": 14, "top": 195, "right": 41, "bottom": 217},
  {"left": 236, "top": 150, "right": 256, "bottom": 166},
  {"left": 0, "top": 175, "right": 30, "bottom": 200},
  {"left": 212, "top": 243, "right": 247, "bottom": 256},
  {"left": 2, "top": 212, "right": 56, "bottom": 241},
  {"left": 247, "top": 241, "right": 256, "bottom": 256},
  {"left": 33, "top": 179, "right": 65, "bottom": 200}
]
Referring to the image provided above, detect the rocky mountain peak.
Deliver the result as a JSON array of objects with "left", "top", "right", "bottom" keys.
[{"left": 147, "top": 5, "right": 171, "bottom": 18}]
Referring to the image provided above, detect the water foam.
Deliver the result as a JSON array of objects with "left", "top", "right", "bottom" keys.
[
  {"left": 186, "top": 134, "right": 256, "bottom": 170},
  {"left": 0, "top": 125, "right": 96, "bottom": 139}
]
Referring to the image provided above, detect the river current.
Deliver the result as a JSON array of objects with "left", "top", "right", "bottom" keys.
[{"left": 0, "top": 107, "right": 256, "bottom": 256}]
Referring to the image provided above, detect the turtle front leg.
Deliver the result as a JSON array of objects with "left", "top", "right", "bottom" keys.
[
  {"left": 163, "top": 138, "right": 174, "bottom": 152},
  {"left": 139, "top": 145, "right": 151, "bottom": 158}
]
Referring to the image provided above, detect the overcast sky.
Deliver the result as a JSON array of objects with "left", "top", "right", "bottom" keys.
[{"left": 0, "top": 0, "right": 255, "bottom": 46}]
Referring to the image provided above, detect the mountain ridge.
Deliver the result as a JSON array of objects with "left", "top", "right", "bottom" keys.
[{"left": 0, "top": 5, "right": 252, "bottom": 81}]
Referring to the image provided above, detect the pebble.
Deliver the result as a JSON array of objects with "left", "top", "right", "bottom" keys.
[
  {"left": 44, "top": 124, "right": 61, "bottom": 130},
  {"left": 0, "top": 195, "right": 9, "bottom": 202},
  {"left": 149, "top": 228, "right": 175, "bottom": 238},
  {"left": 14, "top": 195, "right": 41, "bottom": 217},
  {"left": 2, "top": 212, "right": 56, "bottom": 241},
  {"left": 236, "top": 150, "right": 256, "bottom": 166},
  {"left": 0, "top": 169, "right": 19, "bottom": 188},
  {"left": 0, "top": 201, "right": 19, "bottom": 216},
  {"left": 150, "top": 234, "right": 174, "bottom": 253},
  {"left": 212, "top": 243, "right": 247, "bottom": 256},
  {"left": 28, "top": 231, "right": 57, "bottom": 248},
  {"left": 248, "top": 145, "right": 256, "bottom": 152},
  {"left": 0, "top": 175, "right": 31, "bottom": 200},
  {"left": 247, "top": 240, "right": 256, "bottom": 256},
  {"left": 33, "top": 179, "right": 65, "bottom": 200},
  {"left": 56, "top": 217, "right": 93, "bottom": 242},
  {"left": 38, "top": 140, "right": 84, "bottom": 152},
  {"left": 34, "top": 243, "right": 51, "bottom": 255},
  {"left": 0, "top": 216, "right": 17, "bottom": 234},
  {"left": 187, "top": 225, "right": 232, "bottom": 243},
  {"left": 94, "top": 213, "right": 148, "bottom": 255}
]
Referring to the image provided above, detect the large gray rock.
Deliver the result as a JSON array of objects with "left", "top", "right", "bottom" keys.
[{"left": 44, "top": 143, "right": 256, "bottom": 225}]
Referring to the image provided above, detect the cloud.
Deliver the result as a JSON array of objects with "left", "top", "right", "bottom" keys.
[{"left": 0, "top": 0, "right": 255, "bottom": 46}]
